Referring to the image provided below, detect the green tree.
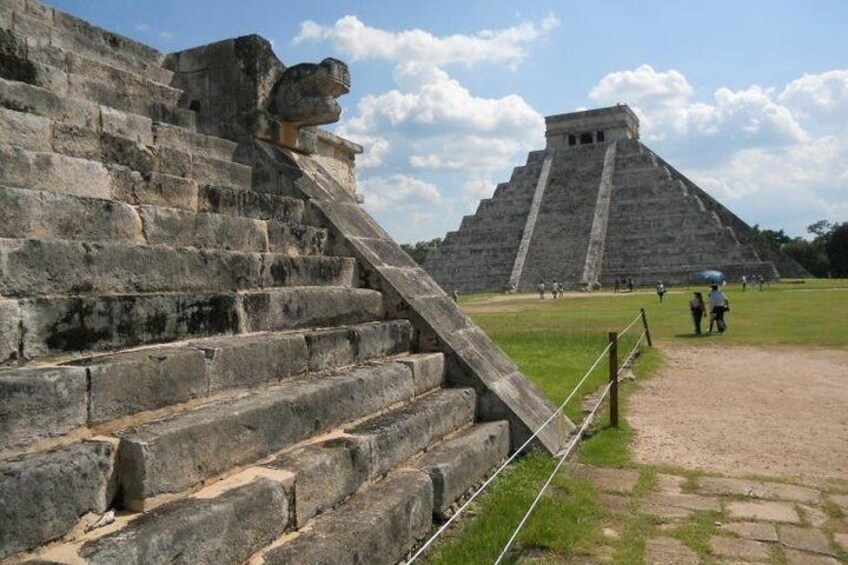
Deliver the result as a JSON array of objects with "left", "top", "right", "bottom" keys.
[
  {"left": 400, "top": 238, "right": 443, "bottom": 265},
  {"left": 825, "top": 223, "right": 848, "bottom": 277},
  {"left": 783, "top": 238, "right": 830, "bottom": 277}
]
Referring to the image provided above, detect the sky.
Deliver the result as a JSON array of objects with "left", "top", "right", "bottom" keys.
[{"left": 52, "top": 0, "right": 848, "bottom": 243}]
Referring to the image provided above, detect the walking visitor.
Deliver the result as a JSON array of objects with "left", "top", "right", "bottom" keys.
[
  {"left": 689, "top": 292, "right": 706, "bottom": 334},
  {"left": 708, "top": 284, "right": 730, "bottom": 333}
]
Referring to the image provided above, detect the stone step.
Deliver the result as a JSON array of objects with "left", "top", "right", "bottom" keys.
[
  {"left": 13, "top": 287, "right": 383, "bottom": 359},
  {"left": 0, "top": 321, "right": 414, "bottom": 453},
  {"left": 198, "top": 185, "right": 305, "bottom": 224},
  {"left": 260, "top": 469, "right": 433, "bottom": 565},
  {"left": 0, "top": 238, "right": 355, "bottom": 298},
  {"left": 0, "top": 105, "right": 247, "bottom": 193},
  {"left": 0, "top": 439, "right": 117, "bottom": 559},
  {"left": 5, "top": 0, "right": 171, "bottom": 84},
  {"left": 78, "top": 474, "right": 290, "bottom": 565},
  {"left": 414, "top": 420, "right": 510, "bottom": 517},
  {"left": 115, "top": 355, "right": 443, "bottom": 508},
  {"left": 136, "top": 205, "right": 268, "bottom": 251},
  {"left": 152, "top": 121, "right": 238, "bottom": 163},
  {"left": 344, "top": 387, "right": 476, "bottom": 478}
]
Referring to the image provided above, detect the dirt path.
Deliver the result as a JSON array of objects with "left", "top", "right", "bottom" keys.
[{"left": 629, "top": 345, "right": 848, "bottom": 488}]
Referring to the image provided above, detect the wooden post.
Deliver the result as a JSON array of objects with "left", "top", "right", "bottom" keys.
[
  {"left": 609, "top": 331, "right": 619, "bottom": 428},
  {"left": 640, "top": 308, "right": 653, "bottom": 347}
]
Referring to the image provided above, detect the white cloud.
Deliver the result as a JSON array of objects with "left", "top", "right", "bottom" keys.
[
  {"left": 359, "top": 174, "right": 442, "bottom": 212},
  {"left": 779, "top": 69, "right": 848, "bottom": 128},
  {"left": 158, "top": 31, "right": 175, "bottom": 40},
  {"left": 294, "top": 14, "right": 558, "bottom": 68},
  {"left": 589, "top": 64, "right": 808, "bottom": 143}
]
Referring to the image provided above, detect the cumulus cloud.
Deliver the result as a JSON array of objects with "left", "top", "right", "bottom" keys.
[
  {"left": 294, "top": 14, "right": 559, "bottom": 68},
  {"left": 779, "top": 69, "right": 848, "bottom": 128},
  {"left": 358, "top": 174, "right": 442, "bottom": 212},
  {"left": 589, "top": 64, "right": 807, "bottom": 143}
]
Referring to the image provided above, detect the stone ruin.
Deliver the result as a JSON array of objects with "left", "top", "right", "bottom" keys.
[
  {"left": 424, "top": 105, "right": 809, "bottom": 293},
  {"left": 0, "top": 1, "right": 573, "bottom": 561}
]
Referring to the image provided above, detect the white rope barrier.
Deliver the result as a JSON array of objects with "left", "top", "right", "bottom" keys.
[
  {"left": 494, "top": 379, "right": 614, "bottom": 564},
  {"left": 406, "top": 314, "right": 647, "bottom": 564},
  {"left": 617, "top": 311, "right": 643, "bottom": 339}
]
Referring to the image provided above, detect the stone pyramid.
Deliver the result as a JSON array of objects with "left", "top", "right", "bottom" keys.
[
  {"left": 0, "top": 1, "right": 570, "bottom": 561},
  {"left": 425, "top": 105, "right": 809, "bottom": 293}
]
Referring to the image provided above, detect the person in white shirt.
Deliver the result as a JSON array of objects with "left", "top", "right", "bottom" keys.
[{"left": 708, "top": 284, "right": 729, "bottom": 333}]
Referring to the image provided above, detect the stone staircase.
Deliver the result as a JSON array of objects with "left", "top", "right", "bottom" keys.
[
  {"left": 519, "top": 143, "right": 610, "bottom": 289},
  {"left": 424, "top": 150, "right": 546, "bottom": 293},
  {"left": 0, "top": 2, "right": 569, "bottom": 562}
]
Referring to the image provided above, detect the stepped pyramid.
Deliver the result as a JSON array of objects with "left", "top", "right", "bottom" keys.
[
  {"left": 0, "top": 1, "right": 571, "bottom": 561},
  {"left": 425, "top": 105, "right": 809, "bottom": 293}
]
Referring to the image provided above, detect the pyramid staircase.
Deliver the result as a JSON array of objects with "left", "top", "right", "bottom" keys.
[{"left": 0, "top": 2, "right": 565, "bottom": 561}]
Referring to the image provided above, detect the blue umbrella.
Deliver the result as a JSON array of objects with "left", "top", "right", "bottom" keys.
[{"left": 697, "top": 269, "right": 725, "bottom": 283}]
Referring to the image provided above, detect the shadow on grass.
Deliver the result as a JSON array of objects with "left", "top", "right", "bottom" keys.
[{"left": 672, "top": 333, "right": 716, "bottom": 339}]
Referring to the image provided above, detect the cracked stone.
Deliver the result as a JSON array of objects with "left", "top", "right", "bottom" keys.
[
  {"left": 644, "top": 493, "right": 721, "bottom": 512},
  {"left": 644, "top": 537, "right": 699, "bottom": 565},
  {"left": 783, "top": 548, "right": 841, "bottom": 565},
  {"left": 726, "top": 500, "right": 801, "bottom": 524},
  {"left": 655, "top": 473, "right": 686, "bottom": 495},
  {"left": 779, "top": 525, "right": 836, "bottom": 557},
  {"left": 710, "top": 535, "right": 771, "bottom": 561},
  {"left": 597, "top": 493, "right": 631, "bottom": 516},
  {"left": 721, "top": 521, "right": 779, "bottom": 542},
  {"left": 697, "top": 477, "right": 820, "bottom": 504}
]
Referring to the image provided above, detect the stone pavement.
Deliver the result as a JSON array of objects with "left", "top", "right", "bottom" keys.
[{"left": 568, "top": 464, "right": 848, "bottom": 564}]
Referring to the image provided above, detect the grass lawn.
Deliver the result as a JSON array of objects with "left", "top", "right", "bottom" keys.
[{"left": 422, "top": 279, "right": 848, "bottom": 564}]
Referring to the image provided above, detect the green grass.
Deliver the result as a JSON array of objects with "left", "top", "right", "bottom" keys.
[{"left": 423, "top": 279, "right": 848, "bottom": 564}]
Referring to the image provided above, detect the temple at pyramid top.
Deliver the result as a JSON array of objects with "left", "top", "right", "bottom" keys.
[
  {"left": 424, "top": 104, "right": 808, "bottom": 293},
  {"left": 546, "top": 105, "right": 640, "bottom": 148}
]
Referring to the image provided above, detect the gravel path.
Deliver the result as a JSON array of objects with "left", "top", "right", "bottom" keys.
[{"left": 629, "top": 345, "right": 848, "bottom": 487}]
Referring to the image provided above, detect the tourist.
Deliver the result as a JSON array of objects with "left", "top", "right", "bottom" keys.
[
  {"left": 656, "top": 281, "right": 666, "bottom": 303},
  {"left": 708, "top": 284, "right": 730, "bottom": 333},
  {"left": 614, "top": 279, "right": 620, "bottom": 293},
  {"left": 558, "top": 282, "right": 564, "bottom": 299},
  {"left": 452, "top": 289, "right": 459, "bottom": 303},
  {"left": 627, "top": 278, "right": 634, "bottom": 293},
  {"left": 538, "top": 281, "right": 545, "bottom": 299},
  {"left": 741, "top": 275, "right": 747, "bottom": 292},
  {"left": 689, "top": 292, "right": 706, "bottom": 334},
  {"left": 551, "top": 281, "right": 558, "bottom": 299}
]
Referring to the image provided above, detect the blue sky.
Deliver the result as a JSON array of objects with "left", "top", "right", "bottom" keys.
[{"left": 52, "top": 1, "right": 848, "bottom": 243}]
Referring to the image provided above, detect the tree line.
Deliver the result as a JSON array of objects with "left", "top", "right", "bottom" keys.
[{"left": 753, "top": 220, "right": 848, "bottom": 278}]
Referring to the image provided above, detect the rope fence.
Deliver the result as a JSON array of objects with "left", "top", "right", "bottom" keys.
[{"left": 406, "top": 309, "right": 652, "bottom": 564}]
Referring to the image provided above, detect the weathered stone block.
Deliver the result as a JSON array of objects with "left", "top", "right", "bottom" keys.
[
  {"left": 267, "top": 221, "right": 327, "bottom": 256},
  {"left": 20, "top": 293, "right": 238, "bottom": 358},
  {"left": 399, "top": 352, "right": 445, "bottom": 395},
  {"left": 375, "top": 265, "right": 447, "bottom": 298},
  {"left": 74, "top": 347, "right": 207, "bottom": 424},
  {"left": 117, "top": 361, "right": 415, "bottom": 505},
  {"left": 153, "top": 122, "right": 238, "bottom": 162},
  {"left": 80, "top": 477, "right": 289, "bottom": 565},
  {"left": 352, "top": 319, "right": 412, "bottom": 362},
  {"left": 0, "top": 440, "right": 116, "bottom": 558},
  {"left": 241, "top": 287, "right": 383, "bottom": 332},
  {"left": 267, "top": 437, "right": 369, "bottom": 526},
  {"left": 0, "top": 366, "right": 87, "bottom": 451},
  {"left": 0, "top": 299, "right": 21, "bottom": 363},
  {"left": 348, "top": 236, "right": 418, "bottom": 268},
  {"left": 347, "top": 388, "right": 476, "bottom": 477},
  {"left": 0, "top": 107, "right": 50, "bottom": 151},
  {"left": 199, "top": 332, "right": 308, "bottom": 392},
  {"left": 0, "top": 145, "right": 112, "bottom": 199},
  {"left": 0, "top": 239, "right": 264, "bottom": 297},
  {"left": 0, "top": 77, "right": 99, "bottom": 128},
  {"left": 198, "top": 185, "right": 305, "bottom": 223},
  {"left": 0, "top": 186, "right": 143, "bottom": 242},
  {"left": 262, "top": 469, "right": 432, "bottom": 565},
  {"left": 260, "top": 255, "right": 355, "bottom": 287},
  {"left": 304, "top": 327, "right": 355, "bottom": 372},
  {"left": 156, "top": 145, "right": 192, "bottom": 177},
  {"left": 192, "top": 154, "right": 251, "bottom": 189},
  {"left": 118, "top": 170, "right": 198, "bottom": 211},
  {"left": 52, "top": 122, "right": 101, "bottom": 159},
  {"left": 99, "top": 132, "right": 155, "bottom": 175},
  {"left": 416, "top": 421, "right": 509, "bottom": 515},
  {"left": 138, "top": 206, "right": 268, "bottom": 251},
  {"left": 100, "top": 105, "right": 153, "bottom": 145}
]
